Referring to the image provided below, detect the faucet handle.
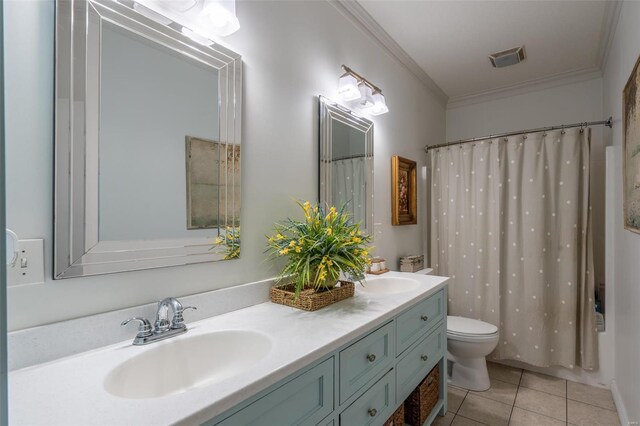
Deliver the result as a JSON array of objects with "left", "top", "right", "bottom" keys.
[
  {"left": 121, "top": 317, "right": 153, "bottom": 338},
  {"left": 171, "top": 306, "right": 197, "bottom": 329}
]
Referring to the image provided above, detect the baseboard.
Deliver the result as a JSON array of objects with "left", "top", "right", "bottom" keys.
[{"left": 611, "top": 380, "right": 631, "bottom": 426}]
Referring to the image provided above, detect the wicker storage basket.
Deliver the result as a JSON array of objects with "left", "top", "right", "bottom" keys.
[
  {"left": 404, "top": 365, "right": 439, "bottom": 426},
  {"left": 384, "top": 403, "right": 404, "bottom": 426},
  {"left": 269, "top": 280, "right": 354, "bottom": 311}
]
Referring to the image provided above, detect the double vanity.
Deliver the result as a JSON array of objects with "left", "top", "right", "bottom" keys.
[{"left": 9, "top": 272, "right": 448, "bottom": 425}]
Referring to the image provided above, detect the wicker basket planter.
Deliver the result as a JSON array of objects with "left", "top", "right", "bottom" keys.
[
  {"left": 384, "top": 403, "right": 404, "bottom": 426},
  {"left": 269, "top": 280, "right": 354, "bottom": 311},
  {"left": 404, "top": 365, "right": 440, "bottom": 426}
]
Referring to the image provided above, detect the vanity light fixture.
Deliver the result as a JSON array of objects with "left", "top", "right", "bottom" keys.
[
  {"left": 338, "top": 65, "right": 388, "bottom": 115},
  {"left": 356, "top": 83, "right": 375, "bottom": 109},
  {"left": 133, "top": 0, "right": 240, "bottom": 38},
  {"left": 199, "top": 0, "right": 240, "bottom": 37},
  {"left": 338, "top": 74, "right": 361, "bottom": 102},
  {"left": 370, "top": 91, "right": 389, "bottom": 116}
]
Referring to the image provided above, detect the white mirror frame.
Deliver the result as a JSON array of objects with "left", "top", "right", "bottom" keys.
[
  {"left": 54, "top": 0, "right": 242, "bottom": 279},
  {"left": 318, "top": 96, "right": 374, "bottom": 234}
]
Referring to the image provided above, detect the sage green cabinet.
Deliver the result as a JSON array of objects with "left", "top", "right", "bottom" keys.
[
  {"left": 340, "top": 369, "right": 395, "bottom": 426},
  {"left": 215, "top": 357, "right": 334, "bottom": 426},
  {"left": 339, "top": 321, "right": 394, "bottom": 403},
  {"left": 211, "top": 288, "right": 447, "bottom": 426}
]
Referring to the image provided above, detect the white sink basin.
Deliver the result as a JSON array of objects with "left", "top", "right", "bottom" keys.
[
  {"left": 359, "top": 276, "right": 420, "bottom": 294},
  {"left": 104, "top": 330, "right": 271, "bottom": 399}
]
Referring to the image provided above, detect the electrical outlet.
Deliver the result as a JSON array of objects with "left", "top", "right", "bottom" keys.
[{"left": 7, "top": 239, "right": 45, "bottom": 286}]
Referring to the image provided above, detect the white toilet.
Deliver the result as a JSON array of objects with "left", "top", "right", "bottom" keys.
[{"left": 447, "top": 316, "right": 499, "bottom": 391}]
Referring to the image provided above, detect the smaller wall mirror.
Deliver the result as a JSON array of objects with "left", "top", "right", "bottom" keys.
[{"left": 319, "top": 96, "right": 374, "bottom": 234}]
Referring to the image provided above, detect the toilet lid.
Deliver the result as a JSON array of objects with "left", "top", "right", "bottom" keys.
[{"left": 447, "top": 316, "right": 498, "bottom": 336}]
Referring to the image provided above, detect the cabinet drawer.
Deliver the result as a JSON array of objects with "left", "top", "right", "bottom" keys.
[
  {"left": 396, "top": 323, "right": 445, "bottom": 404},
  {"left": 396, "top": 289, "right": 444, "bottom": 355},
  {"left": 339, "top": 321, "right": 394, "bottom": 403},
  {"left": 216, "top": 357, "right": 334, "bottom": 426},
  {"left": 340, "top": 369, "right": 396, "bottom": 426}
]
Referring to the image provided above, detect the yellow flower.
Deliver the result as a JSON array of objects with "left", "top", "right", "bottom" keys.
[
  {"left": 295, "top": 246, "right": 302, "bottom": 253},
  {"left": 276, "top": 233, "right": 284, "bottom": 240},
  {"left": 215, "top": 237, "right": 223, "bottom": 244},
  {"left": 354, "top": 249, "right": 359, "bottom": 255},
  {"left": 298, "top": 238, "right": 304, "bottom": 244},
  {"left": 350, "top": 230, "right": 355, "bottom": 236},
  {"left": 361, "top": 250, "right": 368, "bottom": 257},
  {"left": 289, "top": 240, "right": 296, "bottom": 247},
  {"left": 303, "top": 201, "right": 311, "bottom": 210},
  {"left": 327, "top": 259, "right": 333, "bottom": 266},
  {"left": 279, "top": 248, "right": 289, "bottom": 255},
  {"left": 326, "top": 228, "right": 333, "bottom": 236},
  {"left": 352, "top": 237, "right": 361, "bottom": 243}
]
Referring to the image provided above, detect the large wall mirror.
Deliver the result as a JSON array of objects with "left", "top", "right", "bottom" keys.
[
  {"left": 54, "top": 0, "right": 242, "bottom": 278},
  {"left": 319, "top": 96, "right": 374, "bottom": 234}
]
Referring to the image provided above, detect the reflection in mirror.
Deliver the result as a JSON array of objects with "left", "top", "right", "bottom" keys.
[
  {"left": 319, "top": 96, "right": 374, "bottom": 234},
  {"left": 54, "top": 0, "right": 242, "bottom": 278}
]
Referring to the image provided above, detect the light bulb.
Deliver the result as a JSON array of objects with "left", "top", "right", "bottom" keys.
[
  {"left": 199, "top": 0, "right": 240, "bottom": 36},
  {"left": 370, "top": 91, "right": 389, "bottom": 115},
  {"left": 338, "top": 74, "right": 361, "bottom": 102}
]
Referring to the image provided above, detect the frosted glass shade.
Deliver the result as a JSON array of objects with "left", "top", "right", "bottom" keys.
[
  {"left": 356, "top": 83, "right": 375, "bottom": 109},
  {"left": 199, "top": 0, "right": 240, "bottom": 36},
  {"left": 370, "top": 92, "right": 389, "bottom": 115},
  {"left": 338, "top": 74, "right": 361, "bottom": 102}
]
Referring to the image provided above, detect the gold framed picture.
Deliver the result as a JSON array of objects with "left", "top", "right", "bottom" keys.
[
  {"left": 391, "top": 156, "right": 417, "bottom": 225},
  {"left": 623, "top": 54, "right": 640, "bottom": 234}
]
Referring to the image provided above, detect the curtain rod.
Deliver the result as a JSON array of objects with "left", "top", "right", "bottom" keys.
[{"left": 424, "top": 117, "right": 613, "bottom": 152}]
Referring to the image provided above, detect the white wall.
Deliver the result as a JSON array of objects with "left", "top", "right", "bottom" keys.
[
  {"left": 4, "top": 0, "right": 445, "bottom": 331},
  {"left": 602, "top": 1, "right": 640, "bottom": 423}
]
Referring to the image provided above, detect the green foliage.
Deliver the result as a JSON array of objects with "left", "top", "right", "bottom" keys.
[
  {"left": 266, "top": 201, "right": 373, "bottom": 298},
  {"left": 212, "top": 226, "right": 241, "bottom": 260}
]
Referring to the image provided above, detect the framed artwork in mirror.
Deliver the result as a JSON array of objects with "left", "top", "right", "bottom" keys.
[
  {"left": 391, "top": 156, "right": 417, "bottom": 225},
  {"left": 623, "top": 53, "right": 640, "bottom": 234}
]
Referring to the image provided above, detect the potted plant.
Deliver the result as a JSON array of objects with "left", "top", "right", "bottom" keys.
[{"left": 266, "top": 201, "right": 373, "bottom": 311}]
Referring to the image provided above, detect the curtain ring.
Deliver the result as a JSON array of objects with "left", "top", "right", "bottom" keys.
[
  {"left": 523, "top": 135, "right": 528, "bottom": 140},
  {"left": 542, "top": 132, "right": 547, "bottom": 137},
  {"left": 503, "top": 137, "right": 508, "bottom": 142}
]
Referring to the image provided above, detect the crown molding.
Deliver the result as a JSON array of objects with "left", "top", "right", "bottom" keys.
[
  {"left": 596, "top": 0, "right": 623, "bottom": 70},
  {"left": 596, "top": 0, "right": 622, "bottom": 72},
  {"left": 447, "top": 66, "right": 603, "bottom": 110},
  {"left": 329, "top": 0, "right": 449, "bottom": 106}
]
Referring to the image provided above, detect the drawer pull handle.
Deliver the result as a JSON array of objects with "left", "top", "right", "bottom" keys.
[
  {"left": 421, "top": 315, "right": 429, "bottom": 321},
  {"left": 368, "top": 408, "right": 377, "bottom": 417},
  {"left": 421, "top": 355, "right": 429, "bottom": 361},
  {"left": 366, "top": 354, "right": 376, "bottom": 363}
]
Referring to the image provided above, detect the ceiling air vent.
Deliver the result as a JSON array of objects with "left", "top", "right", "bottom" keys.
[{"left": 489, "top": 46, "right": 526, "bottom": 68}]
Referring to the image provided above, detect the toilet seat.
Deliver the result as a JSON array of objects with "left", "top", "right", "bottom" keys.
[{"left": 447, "top": 316, "right": 498, "bottom": 342}]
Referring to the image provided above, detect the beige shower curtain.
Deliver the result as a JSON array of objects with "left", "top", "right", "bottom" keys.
[{"left": 430, "top": 128, "right": 598, "bottom": 370}]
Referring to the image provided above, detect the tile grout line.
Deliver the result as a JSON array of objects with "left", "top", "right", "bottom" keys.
[
  {"left": 506, "top": 369, "right": 524, "bottom": 425},
  {"left": 566, "top": 378, "right": 568, "bottom": 425}
]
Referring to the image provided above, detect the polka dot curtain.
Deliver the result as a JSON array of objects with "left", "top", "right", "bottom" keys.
[
  {"left": 332, "top": 158, "right": 367, "bottom": 226},
  {"left": 429, "top": 128, "right": 598, "bottom": 370}
]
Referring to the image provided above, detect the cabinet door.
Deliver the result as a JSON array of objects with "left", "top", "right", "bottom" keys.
[
  {"left": 216, "top": 357, "right": 334, "bottom": 426},
  {"left": 396, "top": 290, "right": 444, "bottom": 356},
  {"left": 396, "top": 323, "right": 445, "bottom": 404},
  {"left": 339, "top": 321, "right": 394, "bottom": 403},
  {"left": 340, "top": 369, "right": 396, "bottom": 426}
]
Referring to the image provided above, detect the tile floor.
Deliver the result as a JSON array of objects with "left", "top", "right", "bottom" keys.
[{"left": 432, "top": 362, "right": 620, "bottom": 426}]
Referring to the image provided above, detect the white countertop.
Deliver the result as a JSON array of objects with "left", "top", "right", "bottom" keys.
[{"left": 9, "top": 272, "right": 448, "bottom": 425}]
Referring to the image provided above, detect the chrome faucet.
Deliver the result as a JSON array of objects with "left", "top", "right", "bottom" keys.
[{"left": 121, "top": 297, "right": 197, "bottom": 345}]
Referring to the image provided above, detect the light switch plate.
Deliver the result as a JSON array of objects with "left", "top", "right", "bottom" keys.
[{"left": 7, "top": 239, "right": 45, "bottom": 286}]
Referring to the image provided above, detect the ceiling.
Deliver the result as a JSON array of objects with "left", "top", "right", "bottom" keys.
[{"left": 355, "top": 0, "right": 616, "bottom": 105}]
